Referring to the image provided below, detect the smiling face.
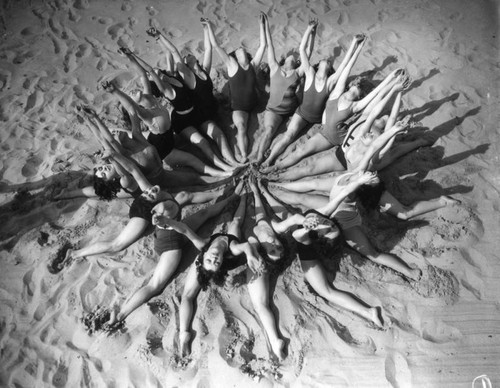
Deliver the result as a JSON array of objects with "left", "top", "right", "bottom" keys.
[
  {"left": 94, "top": 164, "right": 118, "bottom": 181},
  {"left": 202, "top": 243, "right": 224, "bottom": 272}
]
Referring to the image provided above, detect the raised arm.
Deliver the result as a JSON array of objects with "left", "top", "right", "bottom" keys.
[
  {"left": 251, "top": 12, "right": 267, "bottom": 68},
  {"left": 179, "top": 263, "right": 202, "bottom": 356},
  {"left": 229, "top": 240, "right": 265, "bottom": 275},
  {"left": 80, "top": 107, "right": 123, "bottom": 154},
  {"left": 108, "top": 151, "right": 151, "bottom": 191},
  {"left": 326, "top": 35, "right": 361, "bottom": 91},
  {"left": 298, "top": 19, "right": 318, "bottom": 74},
  {"left": 262, "top": 12, "right": 279, "bottom": 73},
  {"left": 329, "top": 34, "right": 366, "bottom": 100},
  {"left": 200, "top": 18, "right": 213, "bottom": 72},
  {"left": 353, "top": 116, "right": 411, "bottom": 172},
  {"left": 204, "top": 19, "right": 237, "bottom": 72},
  {"left": 318, "top": 171, "right": 379, "bottom": 216}
]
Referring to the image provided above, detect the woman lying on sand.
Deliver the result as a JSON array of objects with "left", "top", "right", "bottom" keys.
[
  {"left": 102, "top": 78, "right": 232, "bottom": 178},
  {"left": 105, "top": 191, "right": 238, "bottom": 331},
  {"left": 147, "top": 24, "right": 240, "bottom": 169},
  {"left": 156, "top": 187, "right": 286, "bottom": 360},
  {"left": 50, "top": 150, "right": 228, "bottom": 273},
  {"left": 266, "top": 119, "right": 431, "bottom": 281},
  {"left": 266, "top": 72, "right": 413, "bottom": 181},
  {"left": 268, "top": 64, "right": 405, "bottom": 173},
  {"left": 124, "top": 33, "right": 234, "bottom": 175},
  {"left": 252, "top": 14, "right": 313, "bottom": 163},
  {"left": 261, "top": 28, "right": 366, "bottom": 168},
  {"left": 55, "top": 105, "right": 214, "bottom": 200},
  {"left": 205, "top": 14, "right": 266, "bottom": 161},
  {"left": 257, "top": 172, "right": 384, "bottom": 327}
]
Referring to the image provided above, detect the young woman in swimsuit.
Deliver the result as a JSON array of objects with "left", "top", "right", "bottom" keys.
[
  {"left": 261, "top": 31, "right": 366, "bottom": 169},
  {"left": 204, "top": 15, "right": 267, "bottom": 162},
  {"left": 102, "top": 78, "right": 233, "bottom": 178},
  {"left": 266, "top": 119, "right": 435, "bottom": 281},
  {"left": 181, "top": 18, "right": 242, "bottom": 167},
  {"left": 252, "top": 14, "right": 313, "bottom": 163},
  {"left": 269, "top": 57, "right": 407, "bottom": 173},
  {"left": 53, "top": 151, "right": 229, "bottom": 273},
  {"left": 106, "top": 192, "right": 239, "bottom": 330},
  {"left": 158, "top": 189, "right": 286, "bottom": 359},
  {"left": 147, "top": 25, "right": 241, "bottom": 169},
  {"left": 128, "top": 30, "right": 234, "bottom": 175},
  {"left": 265, "top": 72, "right": 413, "bottom": 182},
  {"left": 258, "top": 171, "right": 384, "bottom": 328}
]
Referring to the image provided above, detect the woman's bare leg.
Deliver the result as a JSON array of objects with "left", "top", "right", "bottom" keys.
[
  {"left": 267, "top": 186, "right": 329, "bottom": 209},
  {"left": 164, "top": 148, "right": 229, "bottom": 177},
  {"left": 254, "top": 110, "right": 285, "bottom": 163},
  {"left": 179, "top": 126, "right": 234, "bottom": 173},
  {"left": 232, "top": 110, "right": 250, "bottom": 162},
  {"left": 301, "top": 259, "right": 383, "bottom": 327},
  {"left": 69, "top": 218, "right": 149, "bottom": 260},
  {"left": 247, "top": 271, "right": 285, "bottom": 359},
  {"left": 267, "top": 148, "right": 345, "bottom": 182},
  {"left": 109, "top": 250, "right": 182, "bottom": 324},
  {"left": 274, "top": 176, "right": 335, "bottom": 194},
  {"left": 271, "top": 133, "right": 332, "bottom": 172},
  {"left": 262, "top": 113, "right": 310, "bottom": 168},
  {"left": 379, "top": 190, "right": 460, "bottom": 221},
  {"left": 198, "top": 120, "right": 241, "bottom": 167},
  {"left": 343, "top": 225, "right": 421, "bottom": 280}
]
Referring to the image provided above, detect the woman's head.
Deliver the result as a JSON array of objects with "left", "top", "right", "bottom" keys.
[
  {"left": 230, "top": 47, "right": 252, "bottom": 66},
  {"left": 93, "top": 166, "right": 121, "bottom": 200},
  {"left": 346, "top": 77, "right": 372, "bottom": 101},
  {"left": 183, "top": 53, "right": 198, "bottom": 69},
  {"left": 195, "top": 242, "right": 229, "bottom": 290},
  {"left": 315, "top": 59, "right": 334, "bottom": 77}
]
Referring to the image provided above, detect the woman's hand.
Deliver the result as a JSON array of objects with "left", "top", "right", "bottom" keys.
[
  {"left": 146, "top": 27, "right": 160, "bottom": 38},
  {"left": 356, "top": 171, "right": 380, "bottom": 186},
  {"left": 247, "top": 251, "right": 265, "bottom": 276},
  {"left": 309, "top": 17, "right": 318, "bottom": 30}
]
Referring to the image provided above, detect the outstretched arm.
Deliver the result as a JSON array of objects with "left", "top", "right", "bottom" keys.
[
  {"left": 200, "top": 18, "right": 213, "bottom": 72},
  {"left": 352, "top": 67, "right": 402, "bottom": 113},
  {"left": 353, "top": 116, "right": 411, "bottom": 172},
  {"left": 318, "top": 171, "right": 378, "bottom": 216},
  {"left": 327, "top": 35, "right": 362, "bottom": 91},
  {"left": 179, "top": 264, "right": 202, "bottom": 356},
  {"left": 251, "top": 12, "right": 267, "bottom": 68},
  {"left": 329, "top": 34, "right": 366, "bottom": 100},
  {"left": 204, "top": 19, "right": 236, "bottom": 72},
  {"left": 108, "top": 151, "right": 151, "bottom": 191},
  {"left": 262, "top": 12, "right": 279, "bottom": 73},
  {"left": 81, "top": 107, "right": 123, "bottom": 154},
  {"left": 298, "top": 19, "right": 318, "bottom": 75}
]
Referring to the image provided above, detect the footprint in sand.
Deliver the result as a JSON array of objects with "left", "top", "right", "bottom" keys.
[
  {"left": 21, "top": 155, "right": 43, "bottom": 178},
  {"left": 51, "top": 361, "right": 69, "bottom": 388},
  {"left": 73, "top": 0, "right": 90, "bottom": 10},
  {"left": 413, "top": 265, "right": 459, "bottom": 304},
  {"left": 122, "top": 2, "right": 132, "bottom": 12},
  {"left": 107, "top": 23, "right": 126, "bottom": 39},
  {"left": 146, "top": 5, "right": 158, "bottom": 16},
  {"left": 385, "top": 351, "right": 412, "bottom": 388}
]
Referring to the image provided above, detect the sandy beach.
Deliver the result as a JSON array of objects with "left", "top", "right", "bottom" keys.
[{"left": 0, "top": 0, "right": 499, "bottom": 387}]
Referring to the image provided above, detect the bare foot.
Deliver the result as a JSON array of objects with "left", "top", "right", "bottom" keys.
[
  {"left": 270, "top": 338, "right": 285, "bottom": 361},
  {"left": 441, "top": 195, "right": 461, "bottom": 206},
  {"left": 179, "top": 330, "right": 192, "bottom": 357},
  {"left": 408, "top": 267, "right": 422, "bottom": 281},
  {"left": 370, "top": 306, "right": 384, "bottom": 328}
]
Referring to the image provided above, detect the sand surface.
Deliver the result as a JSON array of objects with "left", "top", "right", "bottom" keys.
[{"left": 0, "top": 0, "right": 499, "bottom": 387}]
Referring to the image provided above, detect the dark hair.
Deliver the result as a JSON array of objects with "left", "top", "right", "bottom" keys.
[
  {"left": 356, "top": 180, "right": 386, "bottom": 210},
  {"left": 121, "top": 106, "right": 131, "bottom": 126},
  {"left": 93, "top": 175, "right": 122, "bottom": 201},
  {"left": 256, "top": 234, "right": 290, "bottom": 275},
  {"left": 312, "top": 61, "right": 335, "bottom": 76},
  {"left": 195, "top": 254, "right": 228, "bottom": 291},
  {"left": 348, "top": 77, "right": 373, "bottom": 99},
  {"left": 229, "top": 49, "right": 253, "bottom": 63}
]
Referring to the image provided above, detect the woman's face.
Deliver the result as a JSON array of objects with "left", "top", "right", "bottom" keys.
[
  {"left": 318, "top": 59, "right": 332, "bottom": 75},
  {"left": 235, "top": 48, "right": 249, "bottom": 65},
  {"left": 203, "top": 244, "right": 224, "bottom": 272},
  {"left": 283, "top": 55, "right": 298, "bottom": 70},
  {"left": 94, "top": 164, "right": 117, "bottom": 181},
  {"left": 347, "top": 84, "right": 362, "bottom": 100}
]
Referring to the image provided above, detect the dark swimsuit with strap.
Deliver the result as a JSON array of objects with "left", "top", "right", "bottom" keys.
[{"left": 153, "top": 198, "right": 188, "bottom": 255}]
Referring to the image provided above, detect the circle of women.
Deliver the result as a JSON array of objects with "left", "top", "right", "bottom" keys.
[{"left": 53, "top": 12, "right": 460, "bottom": 363}]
